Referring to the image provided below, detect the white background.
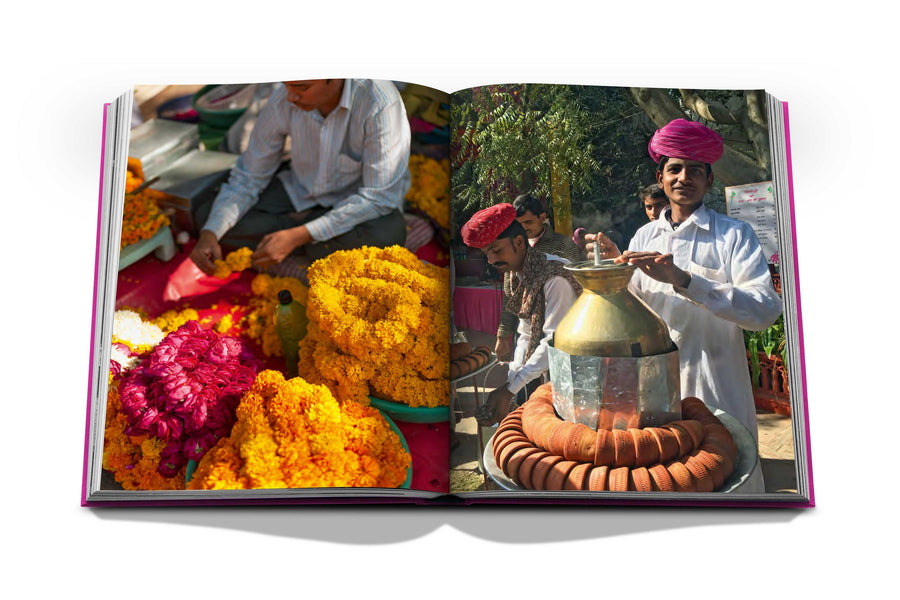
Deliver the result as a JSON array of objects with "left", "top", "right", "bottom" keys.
[{"left": 3, "top": 2, "right": 892, "bottom": 597}]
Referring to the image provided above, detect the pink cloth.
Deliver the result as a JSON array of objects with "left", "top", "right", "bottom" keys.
[
  {"left": 648, "top": 118, "right": 724, "bottom": 164},
  {"left": 404, "top": 213, "right": 435, "bottom": 252},
  {"left": 398, "top": 421, "right": 450, "bottom": 493},
  {"left": 453, "top": 285, "right": 503, "bottom": 335}
]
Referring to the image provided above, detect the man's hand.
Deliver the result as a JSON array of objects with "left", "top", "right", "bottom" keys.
[
  {"left": 251, "top": 226, "right": 311, "bottom": 269},
  {"left": 494, "top": 335, "right": 513, "bottom": 362},
  {"left": 476, "top": 387, "right": 516, "bottom": 427},
  {"left": 190, "top": 230, "right": 223, "bottom": 276},
  {"left": 618, "top": 250, "right": 691, "bottom": 288},
  {"left": 584, "top": 232, "right": 621, "bottom": 261}
]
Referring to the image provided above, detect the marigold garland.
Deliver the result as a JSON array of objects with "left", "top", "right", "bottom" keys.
[
  {"left": 406, "top": 154, "right": 450, "bottom": 230},
  {"left": 297, "top": 246, "right": 449, "bottom": 408},
  {"left": 187, "top": 370, "right": 410, "bottom": 489},
  {"left": 121, "top": 165, "right": 170, "bottom": 249}
]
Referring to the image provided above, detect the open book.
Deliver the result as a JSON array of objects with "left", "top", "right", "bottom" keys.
[{"left": 82, "top": 79, "right": 813, "bottom": 507}]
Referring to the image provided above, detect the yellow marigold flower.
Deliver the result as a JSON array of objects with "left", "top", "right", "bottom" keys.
[
  {"left": 214, "top": 313, "right": 234, "bottom": 334},
  {"left": 406, "top": 155, "right": 450, "bottom": 230},
  {"left": 152, "top": 308, "right": 200, "bottom": 333},
  {"left": 211, "top": 247, "right": 254, "bottom": 279},
  {"left": 225, "top": 246, "right": 253, "bottom": 271},
  {"left": 212, "top": 260, "right": 232, "bottom": 279},
  {"left": 297, "top": 246, "right": 449, "bottom": 408}
]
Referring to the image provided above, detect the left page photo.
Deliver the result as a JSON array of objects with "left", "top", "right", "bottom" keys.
[{"left": 83, "top": 79, "right": 453, "bottom": 505}]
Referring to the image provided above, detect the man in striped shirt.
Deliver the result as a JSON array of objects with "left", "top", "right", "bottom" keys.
[
  {"left": 494, "top": 194, "right": 583, "bottom": 363},
  {"left": 190, "top": 79, "right": 410, "bottom": 275}
]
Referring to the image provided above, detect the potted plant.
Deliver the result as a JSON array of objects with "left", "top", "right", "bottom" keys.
[{"left": 744, "top": 314, "right": 790, "bottom": 415}]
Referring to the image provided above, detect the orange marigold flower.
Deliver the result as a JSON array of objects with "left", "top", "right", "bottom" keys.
[
  {"left": 120, "top": 167, "right": 170, "bottom": 249},
  {"left": 187, "top": 370, "right": 410, "bottom": 490}
]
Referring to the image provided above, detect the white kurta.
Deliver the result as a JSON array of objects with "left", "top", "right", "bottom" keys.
[
  {"left": 506, "top": 256, "right": 579, "bottom": 395},
  {"left": 627, "top": 204, "right": 783, "bottom": 444}
]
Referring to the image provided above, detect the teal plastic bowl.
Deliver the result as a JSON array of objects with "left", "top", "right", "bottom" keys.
[
  {"left": 369, "top": 396, "right": 449, "bottom": 424},
  {"left": 191, "top": 85, "right": 251, "bottom": 128}
]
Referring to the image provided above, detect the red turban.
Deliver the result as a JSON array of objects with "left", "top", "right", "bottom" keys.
[
  {"left": 461, "top": 203, "right": 517, "bottom": 248},
  {"left": 648, "top": 118, "right": 724, "bottom": 164}
]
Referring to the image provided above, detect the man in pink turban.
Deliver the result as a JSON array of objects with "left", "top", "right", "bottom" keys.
[
  {"left": 588, "top": 118, "right": 783, "bottom": 494},
  {"left": 460, "top": 203, "right": 580, "bottom": 426}
]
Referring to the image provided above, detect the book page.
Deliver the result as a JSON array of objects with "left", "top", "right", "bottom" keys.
[
  {"left": 448, "top": 83, "right": 808, "bottom": 502},
  {"left": 85, "top": 79, "right": 453, "bottom": 503}
]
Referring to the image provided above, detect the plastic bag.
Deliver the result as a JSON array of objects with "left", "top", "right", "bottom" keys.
[{"left": 163, "top": 255, "right": 239, "bottom": 302}]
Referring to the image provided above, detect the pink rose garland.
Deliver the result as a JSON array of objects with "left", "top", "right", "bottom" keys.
[{"left": 117, "top": 321, "right": 260, "bottom": 476}]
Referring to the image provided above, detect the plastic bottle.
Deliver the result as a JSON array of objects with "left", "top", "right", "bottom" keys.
[{"left": 273, "top": 289, "right": 308, "bottom": 379}]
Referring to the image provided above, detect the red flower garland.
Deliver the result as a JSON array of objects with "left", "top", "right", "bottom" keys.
[{"left": 117, "top": 321, "right": 260, "bottom": 476}]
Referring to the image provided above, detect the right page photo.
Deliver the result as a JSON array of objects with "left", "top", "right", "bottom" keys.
[{"left": 448, "top": 84, "right": 798, "bottom": 498}]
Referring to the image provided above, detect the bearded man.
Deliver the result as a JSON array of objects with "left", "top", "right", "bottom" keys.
[{"left": 461, "top": 203, "right": 581, "bottom": 426}]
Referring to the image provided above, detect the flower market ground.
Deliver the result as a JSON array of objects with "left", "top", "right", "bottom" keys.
[{"left": 450, "top": 329, "right": 798, "bottom": 494}]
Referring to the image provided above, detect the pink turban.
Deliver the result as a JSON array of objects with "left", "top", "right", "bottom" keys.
[
  {"left": 461, "top": 203, "right": 517, "bottom": 248},
  {"left": 648, "top": 118, "right": 724, "bottom": 164}
]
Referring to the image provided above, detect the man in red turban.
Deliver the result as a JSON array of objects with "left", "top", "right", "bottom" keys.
[
  {"left": 460, "top": 203, "right": 581, "bottom": 426},
  {"left": 588, "top": 118, "right": 782, "bottom": 493}
]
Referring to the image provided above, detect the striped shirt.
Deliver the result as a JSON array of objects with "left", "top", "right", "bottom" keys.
[{"left": 202, "top": 79, "right": 411, "bottom": 242}]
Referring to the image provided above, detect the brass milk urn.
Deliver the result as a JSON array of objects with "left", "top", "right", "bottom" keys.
[{"left": 548, "top": 259, "right": 681, "bottom": 430}]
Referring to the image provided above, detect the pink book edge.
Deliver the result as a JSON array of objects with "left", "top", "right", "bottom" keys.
[
  {"left": 82, "top": 103, "right": 109, "bottom": 506},
  {"left": 783, "top": 102, "right": 815, "bottom": 507}
]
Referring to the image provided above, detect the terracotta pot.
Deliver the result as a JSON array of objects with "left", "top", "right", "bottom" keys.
[{"left": 747, "top": 351, "right": 791, "bottom": 416}]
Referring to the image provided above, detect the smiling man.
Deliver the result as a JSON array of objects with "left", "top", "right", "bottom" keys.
[
  {"left": 461, "top": 203, "right": 581, "bottom": 426},
  {"left": 190, "top": 79, "right": 410, "bottom": 277},
  {"left": 587, "top": 118, "right": 783, "bottom": 492}
]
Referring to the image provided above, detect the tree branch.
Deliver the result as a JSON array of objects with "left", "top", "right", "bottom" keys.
[
  {"left": 628, "top": 87, "right": 769, "bottom": 185},
  {"left": 742, "top": 90, "right": 770, "bottom": 169},
  {"left": 628, "top": 87, "right": 686, "bottom": 127},
  {"left": 678, "top": 89, "right": 741, "bottom": 124}
]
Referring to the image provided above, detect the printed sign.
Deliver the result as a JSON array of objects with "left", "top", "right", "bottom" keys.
[{"left": 725, "top": 181, "right": 779, "bottom": 265}]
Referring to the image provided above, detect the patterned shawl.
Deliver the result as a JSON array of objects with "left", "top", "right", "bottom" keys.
[{"left": 506, "top": 248, "right": 582, "bottom": 361}]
